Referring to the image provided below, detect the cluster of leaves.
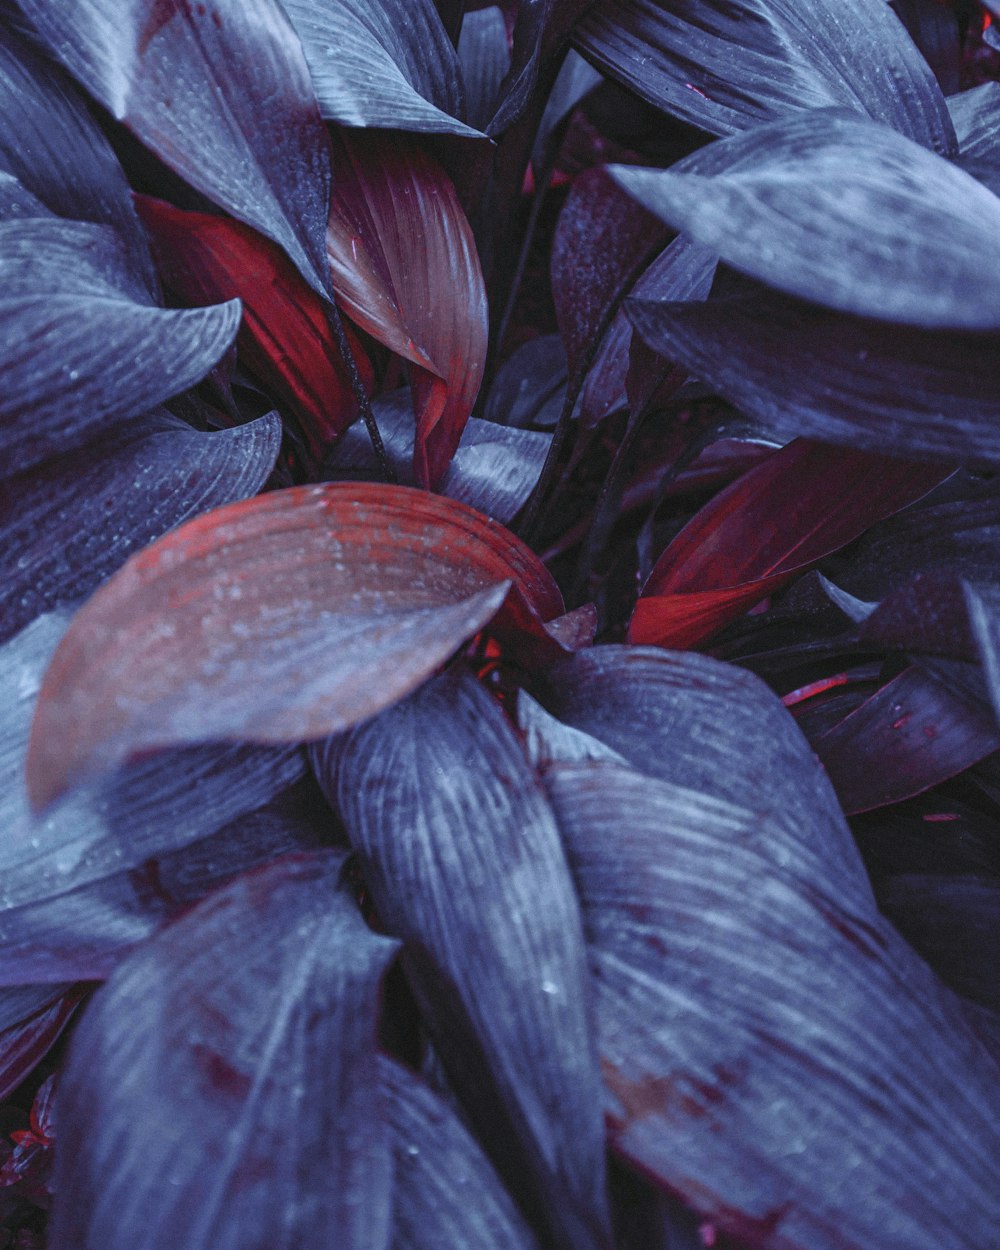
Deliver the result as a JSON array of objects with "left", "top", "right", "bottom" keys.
[{"left": 1, "top": 0, "right": 1000, "bottom": 1247}]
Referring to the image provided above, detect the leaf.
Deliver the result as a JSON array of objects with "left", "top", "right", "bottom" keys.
[
  {"left": 312, "top": 669, "right": 612, "bottom": 1250},
  {"left": 485, "top": 334, "right": 567, "bottom": 430},
  {"left": 380, "top": 1056, "right": 540, "bottom": 1250},
  {"left": 538, "top": 644, "right": 871, "bottom": 900},
  {"left": 282, "top": 0, "right": 477, "bottom": 136},
  {"left": 573, "top": 0, "right": 956, "bottom": 153},
  {"left": 326, "top": 127, "right": 488, "bottom": 487},
  {"left": 628, "top": 439, "right": 947, "bottom": 650},
  {"left": 0, "top": 217, "right": 240, "bottom": 479},
  {"left": 135, "top": 197, "right": 371, "bottom": 458},
  {"left": 543, "top": 757, "right": 1000, "bottom": 1250},
  {"left": 457, "top": 5, "right": 510, "bottom": 132},
  {"left": 0, "top": 27, "right": 156, "bottom": 297},
  {"left": 964, "top": 581, "right": 1000, "bottom": 729},
  {"left": 890, "top": 0, "right": 961, "bottom": 95},
  {"left": 48, "top": 853, "right": 398, "bottom": 1250},
  {"left": 19, "top": 0, "right": 334, "bottom": 296},
  {"left": 1, "top": 410, "right": 281, "bottom": 644},
  {"left": 325, "top": 389, "right": 550, "bottom": 524},
  {"left": 551, "top": 167, "right": 670, "bottom": 396},
  {"left": 0, "top": 989, "right": 82, "bottom": 1102},
  {"left": 812, "top": 666, "right": 1000, "bottom": 814},
  {"left": 948, "top": 81, "right": 1000, "bottom": 160},
  {"left": 628, "top": 274, "right": 1000, "bottom": 466},
  {"left": 611, "top": 111, "right": 1000, "bottom": 330},
  {"left": 879, "top": 874, "right": 1000, "bottom": 1011},
  {"left": 27, "top": 484, "right": 562, "bottom": 808}
]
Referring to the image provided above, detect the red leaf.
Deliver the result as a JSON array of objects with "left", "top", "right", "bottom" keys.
[
  {"left": 325, "top": 128, "right": 487, "bottom": 488},
  {"left": 27, "top": 485, "right": 563, "bottom": 809},
  {"left": 136, "top": 197, "right": 372, "bottom": 458},
  {"left": 629, "top": 440, "right": 949, "bottom": 648}
]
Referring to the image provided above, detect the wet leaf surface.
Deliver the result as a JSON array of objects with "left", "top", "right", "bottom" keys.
[
  {"left": 49, "top": 853, "right": 397, "bottom": 1250},
  {"left": 27, "top": 485, "right": 562, "bottom": 807},
  {"left": 312, "top": 669, "right": 612, "bottom": 1250}
]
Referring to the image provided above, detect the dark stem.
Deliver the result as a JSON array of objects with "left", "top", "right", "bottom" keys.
[{"left": 325, "top": 301, "right": 396, "bottom": 484}]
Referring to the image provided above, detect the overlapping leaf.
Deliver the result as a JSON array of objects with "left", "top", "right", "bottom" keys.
[
  {"left": 0, "top": 989, "right": 81, "bottom": 1102},
  {"left": 27, "top": 485, "right": 563, "bottom": 808},
  {"left": 628, "top": 275, "right": 1000, "bottom": 465},
  {"left": 612, "top": 111, "right": 1000, "bottom": 329},
  {"left": 458, "top": 5, "right": 511, "bottom": 132},
  {"left": 0, "top": 218, "right": 240, "bottom": 478},
  {"left": 1, "top": 410, "right": 281, "bottom": 644},
  {"left": 136, "top": 196, "right": 374, "bottom": 456},
  {"left": 19, "top": 0, "right": 335, "bottom": 296},
  {"left": 49, "top": 853, "right": 397, "bottom": 1250},
  {"left": 282, "top": 0, "right": 476, "bottom": 135},
  {"left": 312, "top": 670, "right": 612, "bottom": 1250},
  {"left": 381, "top": 1056, "right": 540, "bottom": 1250},
  {"left": 812, "top": 665, "right": 1000, "bottom": 815},
  {"left": 542, "top": 756, "right": 1000, "bottom": 1250},
  {"left": 537, "top": 644, "right": 870, "bottom": 900},
  {"left": 573, "top": 0, "right": 955, "bottom": 152},
  {"left": 326, "top": 127, "right": 488, "bottom": 487},
  {"left": 627, "top": 438, "right": 947, "bottom": 649},
  {"left": 326, "top": 389, "right": 550, "bottom": 524},
  {"left": 0, "top": 27, "right": 156, "bottom": 296}
]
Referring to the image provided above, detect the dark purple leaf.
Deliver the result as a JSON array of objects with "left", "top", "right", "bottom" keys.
[
  {"left": 881, "top": 873, "right": 1000, "bottom": 1012},
  {"left": 326, "top": 390, "right": 550, "bottom": 524},
  {"left": 612, "top": 111, "right": 1000, "bottom": 330},
  {"left": 485, "top": 335, "right": 567, "bottom": 430},
  {"left": 49, "top": 853, "right": 397, "bottom": 1250},
  {"left": 0, "top": 990, "right": 81, "bottom": 1103},
  {"left": 311, "top": 669, "right": 612, "bottom": 1250},
  {"left": 283, "top": 0, "right": 475, "bottom": 135},
  {"left": 0, "top": 28, "right": 156, "bottom": 297},
  {"left": 628, "top": 439, "right": 947, "bottom": 650},
  {"left": 551, "top": 167, "right": 670, "bottom": 396},
  {"left": 326, "top": 127, "right": 488, "bottom": 488},
  {"left": 380, "top": 1056, "right": 540, "bottom": 1250},
  {"left": 890, "top": 0, "right": 961, "bottom": 94},
  {"left": 574, "top": 0, "right": 956, "bottom": 153},
  {"left": 963, "top": 581, "right": 1000, "bottom": 727},
  {"left": 1, "top": 410, "right": 281, "bottom": 644},
  {"left": 813, "top": 666, "right": 1000, "bottom": 814},
  {"left": 27, "top": 485, "right": 562, "bottom": 808},
  {"left": 457, "top": 5, "right": 510, "bottom": 131},
  {"left": 628, "top": 275, "right": 1000, "bottom": 465},
  {"left": 0, "top": 218, "right": 240, "bottom": 479},
  {"left": 532, "top": 49, "right": 602, "bottom": 169},
  {"left": 543, "top": 757, "right": 1000, "bottom": 1250},
  {"left": 855, "top": 569, "right": 978, "bottom": 661},
  {"left": 19, "top": 0, "right": 334, "bottom": 296},
  {"left": 538, "top": 645, "right": 872, "bottom": 901}
]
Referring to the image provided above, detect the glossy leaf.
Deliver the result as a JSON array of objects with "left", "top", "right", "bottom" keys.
[
  {"left": 20, "top": 0, "right": 335, "bottom": 296},
  {"left": 136, "top": 197, "right": 369, "bottom": 457},
  {"left": 0, "top": 217, "right": 240, "bottom": 479},
  {"left": 283, "top": 0, "right": 476, "bottom": 135},
  {"left": 612, "top": 111, "right": 1000, "bottom": 330},
  {"left": 325, "top": 389, "right": 550, "bottom": 524},
  {"left": 326, "top": 127, "right": 488, "bottom": 487},
  {"left": 312, "top": 670, "right": 612, "bottom": 1250},
  {"left": 628, "top": 439, "right": 947, "bottom": 649},
  {"left": 49, "top": 853, "right": 397, "bottom": 1250},
  {"left": 964, "top": 581, "right": 1000, "bottom": 728},
  {"left": 551, "top": 168, "right": 670, "bottom": 395},
  {"left": 543, "top": 758, "right": 1000, "bottom": 1250},
  {"left": 948, "top": 81, "right": 1000, "bottom": 160},
  {"left": 27, "top": 485, "right": 562, "bottom": 808},
  {"left": 538, "top": 644, "right": 870, "bottom": 900},
  {"left": 0, "top": 27, "right": 156, "bottom": 297},
  {"left": 813, "top": 666, "right": 1000, "bottom": 814},
  {"left": 1, "top": 410, "right": 281, "bottom": 644},
  {"left": 0, "top": 989, "right": 81, "bottom": 1102},
  {"left": 628, "top": 276, "right": 1000, "bottom": 466},
  {"left": 381, "top": 1056, "right": 540, "bottom": 1250},
  {"left": 573, "top": 0, "right": 956, "bottom": 153}
]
